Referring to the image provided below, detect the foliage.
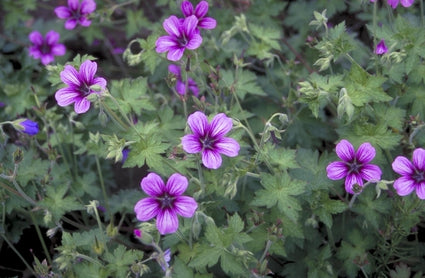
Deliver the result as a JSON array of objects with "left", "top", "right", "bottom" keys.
[{"left": 1, "top": 0, "right": 425, "bottom": 277}]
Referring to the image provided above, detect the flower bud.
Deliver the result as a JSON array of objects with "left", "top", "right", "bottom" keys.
[{"left": 13, "top": 148, "right": 24, "bottom": 164}]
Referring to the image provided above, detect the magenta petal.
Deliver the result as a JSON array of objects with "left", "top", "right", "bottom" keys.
[
  {"left": 45, "top": 30, "right": 60, "bottom": 45},
  {"left": 155, "top": 36, "right": 177, "bottom": 53},
  {"left": 187, "top": 111, "right": 208, "bottom": 136},
  {"left": 416, "top": 182, "right": 425, "bottom": 199},
  {"left": 54, "top": 6, "right": 71, "bottom": 19},
  {"left": 195, "top": 1, "right": 209, "bottom": 18},
  {"left": 93, "top": 77, "right": 107, "bottom": 89},
  {"left": 166, "top": 173, "right": 188, "bottom": 196},
  {"left": 55, "top": 88, "right": 80, "bottom": 106},
  {"left": 181, "top": 134, "right": 202, "bottom": 153},
  {"left": 356, "top": 142, "right": 376, "bottom": 163},
  {"left": 181, "top": 0, "right": 194, "bottom": 16},
  {"left": 174, "top": 196, "right": 197, "bottom": 217},
  {"left": 74, "top": 97, "right": 91, "bottom": 114},
  {"left": 61, "top": 65, "right": 81, "bottom": 86},
  {"left": 326, "top": 161, "right": 348, "bottom": 180},
  {"left": 156, "top": 208, "right": 179, "bottom": 234},
  {"left": 336, "top": 139, "right": 355, "bottom": 162},
  {"left": 392, "top": 156, "right": 414, "bottom": 175},
  {"left": 393, "top": 176, "right": 415, "bottom": 196},
  {"left": 81, "top": 0, "right": 96, "bottom": 14},
  {"left": 41, "top": 55, "right": 54, "bottom": 65},
  {"left": 183, "top": 15, "right": 199, "bottom": 34},
  {"left": 387, "top": 0, "right": 399, "bottom": 8},
  {"left": 168, "top": 64, "right": 181, "bottom": 76},
  {"left": 29, "top": 47, "right": 42, "bottom": 59},
  {"left": 79, "top": 17, "right": 92, "bottom": 27},
  {"left": 167, "top": 47, "right": 185, "bottom": 61},
  {"left": 163, "top": 16, "right": 182, "bottom": 37},
  {"left": 68, "top": 0, "right": 79, "bottom": 10},
  {"left": 80, "top": 60, "right": 97, "bottom": 83},
  {"left": 175, "top": 80, "right": 187, "bottom": 95},
  {"left": 199, "top": 17, "right": 217, "bottom": 29},
  {"left": 345, "top": 173, "right": 363, "bottom": 194},
  {"left": 412, "top": 148, "right": 425, "bottom": 171},
  {"left": 65, "top": 19, "right": 78, "bottom": 30},
  {"left": 185, "top": 34, "right": 203, "bottom": 50},
  {"left": 210, "top": 113, "right": 233, "bottom": 137},
  {"left": 400, "top": 0, "right": 414, "bottom": 7},
  {"left": 134, "top": 197, "right": 160, "bottom": 221},
  {"left": 215, "top": 137, "right": 240, "bottom": 157},
  {"left": 141, "top": 173, "right": 165, "bottom": 197},
  {"left": 29, "top": 31, "right": 43, "bottom": 45},
  {"left": 202, "top": 149, "right": 222, "bottom": 169},
  {"left": 51, "top": 44, "right": 66, "bottom": 56},
  {"left": 360, "top": 164, "right": 382, "bottom": 182}
]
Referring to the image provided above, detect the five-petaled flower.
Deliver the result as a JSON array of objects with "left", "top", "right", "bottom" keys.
[
  {"left": 55, "top": 60, "right": 107, "bottom": 114},
  {"left": 375, "top": 39, "right": 388, "bottom": 55},
  {"left": 14, "top": 119, "right": 39, "bottom": 136},
  {"left": 28, "top": 30, "right": 66, "bottom": 65},
  {"left": 182, "top": 111, "right": 240, "bottom": 169},
  {"left": 134, "top": 173, "right": 198, "bottom": 235},
  {"left": 387, "top": 0, "right": 414, "bottom": 8},
  {"left": 392, "top": 148, "right": 425, "bottom": 199},
  {"left": 156, "top": 15, "right": 203, "bottom": 61},
  {"left": 55, "top": 0, "right": 96, "bottom": 30},
  {"left": 326, "top": 139, "right": 382, "bottom": 194},
  {"left": 181, "top": 0, "right": 217, "bottom": 30},
  {"left": 168, "top": 64, "right": 199, "bottom": 96}
]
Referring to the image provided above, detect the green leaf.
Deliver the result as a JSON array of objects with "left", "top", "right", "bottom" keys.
[
  {"left": 259, "top": 145, "right": 299, "bottom": 171},
  {"left": 40, "top": 185, "right": 82, "bottom": 222},
  {"left": 252, "top": 172, "right": 305, "bottom": 222},
  {"left": 345, "top": 63, "right": 391, "bottom": 106},
  {"left": 220, "top": 69, "right": 266, "bottom": 99},
  {"left": 105, "top": 245, "right": 144, "bottom": 277},
  {"left": 109, "top": 77, "right": 156, "bottom": 114},
  {"left": 123, "top": 35, "right": 161, "bottom": 73},
  {"left": 125, "top": 136, "right": 170, "bottom": 172}
]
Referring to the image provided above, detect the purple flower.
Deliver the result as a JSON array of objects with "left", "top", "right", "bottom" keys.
[
  {"left": 181, "top": 1, "right": 217, "bottom": 30},
  {"left": 392, "top": 148, "right": 425, "bottom": 199},
  {"left": 158, "top": 249, "right": 171, "bottom": 272},
  {"left": 55, "top": 60, "right": 107, "bottom": 114},
  {"left": 326, "top": 139, "right": 382, "bottom": 194},
  {"left": 134, "top": 173, "right": 198, "bottom": 235},
  {"left": 156, "top": 15, "right": 203, "bottom": 61},
  {"left": 28, "top": 31, "right": 66, "bottom": 65},
  {"left": 375, "top": 39, "right": 388, "bottom": 55},
  {"left": 133, "top": 229, "right": 142, "bottom": 238},
  {"left": 168, "top": 64, "right": 199, "bottom": 96},
  {"left": 387, "top": 0, "right": 414, "bottom": 8},
  {"left": 55, "top": 0, "right": 96, "bottom": 30},
  {"left": 15, "top": 119, "right": 39, "bottom": 136},
  {"left": 182, "top": 111, "right": 240, "bottom": 169}
]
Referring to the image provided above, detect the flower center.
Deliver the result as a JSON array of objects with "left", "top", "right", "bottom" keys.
[
  {"left": 348, "top": 161, "right": 362, "bottom": 174},
  {"left": 412, "top": 170, "right": 425, "bottom": 183},
  {"left": 40, "top": 42, "right": 51, "bottom": 54},
  {"left": 158, "top": 194, "right": 174, "bottom": 209},
  {"left": 201, "top": 136, "right": 215, "bottom": 150},
  {"left": 79, "top": 83, "right": 92, "bottom": 97},
  {"left": 177, "top": 35, "right": 188, "bottom": 47}
]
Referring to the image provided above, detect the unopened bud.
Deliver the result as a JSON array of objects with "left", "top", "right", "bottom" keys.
[{"left": 13, "top": 148, "right": 24, "bottom": 164}]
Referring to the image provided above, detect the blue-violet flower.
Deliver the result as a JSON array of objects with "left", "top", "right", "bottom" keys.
[
  {"left": 55, "top": 0, "right": 96, "bottom": 30},
  {"left": 387, "top": 0, "right": 414, "bottom": 8},
  {"left": 168, "top": 64, "right": 199, "bottom": 96},
  {"left": 392, "top": 148, "right": 425, "bottom": 199},
  {"left": 326, "top": 139, "right": 382, "bottom": 194},
  {"left": 375, "top": 39, "right": 388, "bottom": 55},
  {"left": 55, "top": 60, "right": 107, "bottom": 114},
  {"left": 29, "top": 30, "right": 66, "bottom": 65},
  {"left": 181, "top": 1, "right": 217, "bottom": 30},
  {"left": 182, "top": 111, "right": 240, "bottom": 169},
  {"left": 14, "top": 119, "right": 39, "bottom": 136},
  {"left": 134, "top": 173, "right": 198, "bottom": 235},
  {"left": 156, "top": 15, "right": 202, "bottom": 61}
]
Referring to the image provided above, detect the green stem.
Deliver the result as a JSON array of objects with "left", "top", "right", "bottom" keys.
[
  {"left": 95, "top": 156, "right": 111, "bottom": 219},
  {"left": 0, "top": 233, "right": 37, "bottom": 276},
  {"left": 75, "top": 252, "right": 104, "bottom": 266},
  {"left": 197, "top": 159, "right": 205, "bottom": 196},
  {"left": 29, "top": 211, "right": 52, "bottom": 265},
  {"left": 421, "top": 0, "right": 425, "bottom": 27}
]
